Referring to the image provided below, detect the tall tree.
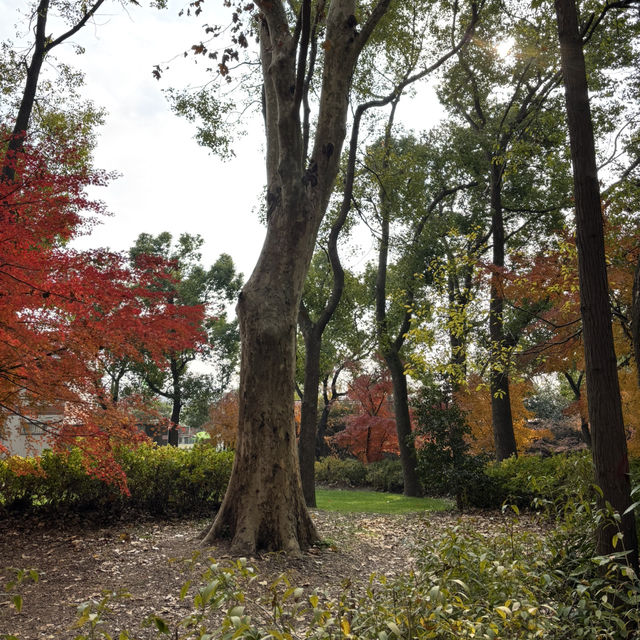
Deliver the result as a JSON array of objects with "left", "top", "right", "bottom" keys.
[
  {"left": 356, "top": 125, "right": 478, "bottom": 495},
  {"left": 437, "top": 3, "right": 571, "bottom": 459},
  {"left": 0, "top": 140, "right": 203, "bottom": 483},
  {"left": 554, "top": 0, "right": 638, "bottom": 569},
  {"left": 129, "top": 232, "right": 242, "bottom": 446},
  {"left": 297, "top": 252, "right": 371, "bottom": 505},
  {"left": 199, "top": 0, "right": 408, "bottom": 554},
  {"left": 295, "top": 0, "right": 479, "bottom": 506}
]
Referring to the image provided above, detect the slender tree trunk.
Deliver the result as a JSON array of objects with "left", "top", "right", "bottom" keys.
[
  {"left": 555, "top": 0, "right": 638, "bottom": 570},
  {"left": 166, "top": 358, "right": 182, "bottom": 446},
  {"left": 2, "top": 0, "right": 106, "bottom": 182},
  {"left": 385, "top": 351, "right": 422, "bottom": 496},
  {"left": 316, "top": 378, "right": 332, "bottom": 458},
  {"left": 298, "top": 332, "right": 322, "bottom": 507},
  {"left": 447, "top": 266, "right": 472, "bottom": 389},
  {"left": 488, "top": 162, "right": 518, "bottom": 460},
  {"left": 632, "top": 260, "right": 640, "bottom": 387},
  {"left": 1, "top": 0, "right": 48, "bottom": 183},
  {"left": 563, "top": 371, "right": 591, "bottom": 449}
]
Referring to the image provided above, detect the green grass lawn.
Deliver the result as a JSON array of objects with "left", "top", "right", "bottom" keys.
[{"left": 315, "top": 488, "right": 453, "bottom": 514}]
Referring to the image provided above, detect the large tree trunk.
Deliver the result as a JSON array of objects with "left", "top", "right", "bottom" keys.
[
  {"left": 203, "top": 0, "right": 392, "bottom": 554},
  {"left": 555, "top": 0, "right": 638, "bottom": 570},
  {"left": 488, "top": 162, "right": 518, "bottom": 460},
  {"left": 203, "top": 227, "right": 319, "bottom": 552}
]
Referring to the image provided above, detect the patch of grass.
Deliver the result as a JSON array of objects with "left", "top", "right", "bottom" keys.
[{"left": 315, "top": 488, "right": 453, "bottom": 514}]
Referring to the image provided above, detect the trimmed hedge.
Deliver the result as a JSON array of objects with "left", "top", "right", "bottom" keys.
[{"left": 0, "top": 443, "right": 233, "bottom": 516}]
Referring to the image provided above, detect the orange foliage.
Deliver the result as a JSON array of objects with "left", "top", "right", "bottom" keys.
[
  {"left": 619, "top": 367, "right": 640, "bottom": 457},
  {"left": 205, "top": 391, "right": 239, "bottom": 449},
  {"left": 0, "top": 136, "right": 206, "bottom": 488},
  {"left": 455, "top": 375, "right": 551, "bottom": 454}
]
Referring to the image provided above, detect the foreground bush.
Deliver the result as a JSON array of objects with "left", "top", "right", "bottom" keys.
[
  {"left": 0, "top": 443, "right": 233, "bottom": 516},
  {"left": 68, "top": 501, "right": 640, "bottom": 639}
]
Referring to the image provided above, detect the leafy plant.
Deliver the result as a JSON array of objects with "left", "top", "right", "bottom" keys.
[
  {"left": 72, "top": 591, "right": 132, "bottom": 640},
  {"left": 413, "top": 385, "right": 491, "bottom": 509}
]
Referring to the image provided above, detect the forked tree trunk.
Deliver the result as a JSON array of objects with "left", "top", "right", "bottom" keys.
[
  {"left": 203, "top": 0, "right": 393, "bottom": 554},
  {"left": 555, "top": 0, "right": 638, "bottom": 570}
]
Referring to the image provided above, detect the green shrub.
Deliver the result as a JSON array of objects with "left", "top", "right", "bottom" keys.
[
  {"left": 315, "top": 457, "right": 404, "bottom": 492},
  {"left": 485, "top": 450, "right": 594, "bottom": 510},
  {"left": 365, "top": 459, "right": 404, "bottom": 493},
  {"left": 38, "top": 448, "right": 121, "bottom": 511},
  {"left": 0, "top": 443, "right": 233, "bottom": 517},
  {"left": 412, "top": 386, "right": 503, "bottom": 509},
  {"left": 315, "top": 457, "right": 368, "bottom": 488}
]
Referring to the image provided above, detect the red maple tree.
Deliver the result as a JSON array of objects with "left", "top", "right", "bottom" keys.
[
  {"left": 0, "top": 133, "right": 206, "bottom": 487},
  {"left": 329, "top": 368, "right": 400, "bottom": 463}
]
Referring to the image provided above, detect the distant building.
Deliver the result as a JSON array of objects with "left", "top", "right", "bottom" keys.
[
  {"left": 1, "top": 408, "right": 199, "bottom": 457},
  {"left": 0, "top": 405, "right": 62, "bottom": 457}
]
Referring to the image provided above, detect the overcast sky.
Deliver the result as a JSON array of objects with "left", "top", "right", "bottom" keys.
[{"left": 1, "top": 1, "right": 442, "bottom": 282}]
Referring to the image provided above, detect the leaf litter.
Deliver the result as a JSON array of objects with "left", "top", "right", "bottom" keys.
[{"left": 0, "top": 508, "right": 543, "bottom": 639}]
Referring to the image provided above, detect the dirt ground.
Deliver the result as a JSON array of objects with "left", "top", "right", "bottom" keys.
[{"left": 0, "top": 508, "right": 524, "bottom": 639}]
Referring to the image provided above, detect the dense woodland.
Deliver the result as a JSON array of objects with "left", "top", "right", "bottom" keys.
[{"left": 2, "top": 0, "right": 640, "bottom": 635}]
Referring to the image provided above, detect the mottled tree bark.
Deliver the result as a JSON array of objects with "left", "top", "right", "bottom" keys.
[
  {"left": 555, "top": 0, "right": 638, "bottom": 569},
  {"left": 203, "top": 0, "right": 393, "bottom": 554}
]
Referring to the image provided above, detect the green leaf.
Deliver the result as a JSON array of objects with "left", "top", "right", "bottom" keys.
[
  {"left": 387, "top": 621, "right": 401, "bottom": 635},
  {"left": 152, "top": 616, "right": 170, "bottom": 634},
  {"left": 12, "top": 595, "right": 23, "bottom": 613},
  {"left": 179, "top": 580, "right": 191, "bottom": 600}
]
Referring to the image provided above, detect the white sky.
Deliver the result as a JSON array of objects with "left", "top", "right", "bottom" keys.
[
  {"left": 1, "top": 0, "right": 268, "bottom": 279},
  {"left": 1, "top": 0, "right": 444, "bottom": 282}
]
